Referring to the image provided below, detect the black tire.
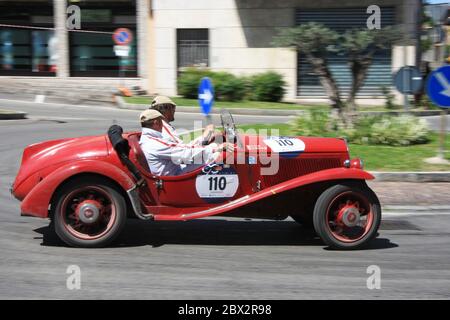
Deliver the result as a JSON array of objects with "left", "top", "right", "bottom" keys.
[
  {"left": 53, "top": 176, "right": 127, "bottom": 248},
  {"left": 313, "top": 181, "right": 381, "bottom": 250}
]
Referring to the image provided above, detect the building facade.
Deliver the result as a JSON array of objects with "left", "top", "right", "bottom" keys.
[
  {"left": 149, "top": 0, "right": 421, "bottom": 102},
  {"left": 0, "top": 0, "right": 422, "bottom": 103}
]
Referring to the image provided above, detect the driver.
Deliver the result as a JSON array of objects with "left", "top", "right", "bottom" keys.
[
  {"left": 139, "top": 109, "right": 234, "bottom": 176},
  {"left": 149, "top": 96, "right": 215, "bottom": 145}
]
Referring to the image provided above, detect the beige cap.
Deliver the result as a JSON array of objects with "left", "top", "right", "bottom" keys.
[
  {"left": 140, "top": 109, "right": 163, "bottom": 122},
  {"left": 151, "top": 95, "right": 176, "bottom": 108}
]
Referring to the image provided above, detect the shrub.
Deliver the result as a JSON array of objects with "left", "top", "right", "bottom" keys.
[
  {"left": 291, "top": 111, "right": 430, "bottom": 146},
  {"left": 369, "top": 115, "right": 430, "bottom": 146},
  {"left": 177, "top": 69, "right": 286, "bottom": 102},
  {"left": 177, "top": 69, "right": 245, "bottom": 101},
  {"left": 177, "top": 68, "right": 213, "bottom": 99},
  {"left": 212, "top": 71, "right": 246, "bottom": 101},
  {"left": 291, "top": 109, "right": 332, "bottom": 137},
  {"left": 380, "top": 86, "right": 398, "bottom": 110},
  {"left": 248, "top": 71, "right": 286, "bottom": 102}
]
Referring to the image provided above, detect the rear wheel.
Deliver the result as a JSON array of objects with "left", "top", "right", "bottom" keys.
[
  {"left": 313, "top": 182, "right": 381, "bottom": 250},
  {"left": 53, "top": 177, "right": 127, "bottom": 248}
]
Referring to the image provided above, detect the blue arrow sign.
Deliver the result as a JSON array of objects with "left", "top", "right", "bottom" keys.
[
  {"left": 198, "top": 77, "right": 214, "bottom": 115},
  {"left": 426, "top": 65, "right": 450, "bottom": 108}
]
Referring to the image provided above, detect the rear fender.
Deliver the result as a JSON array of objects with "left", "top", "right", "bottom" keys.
[
  {"left": 155, "top": 168, "right": 374, "bottom": 221},
  {"left": 20, "top": 160, "right": 135, "bottom": 218}
]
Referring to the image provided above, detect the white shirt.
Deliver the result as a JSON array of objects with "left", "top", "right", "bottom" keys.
[
  {"left": 162, "top": 120, "right": 203, "bottom": 146},
  {"left": 139, "top": 127, "right": 218, "bottom": 176}
]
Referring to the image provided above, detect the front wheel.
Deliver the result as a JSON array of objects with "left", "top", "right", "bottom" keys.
[
  {"left": 53, "top": 177, "right": 127, "bottom": 248},
  {"left": 313, "top": 182, "right": 381, "bottom": 250}
]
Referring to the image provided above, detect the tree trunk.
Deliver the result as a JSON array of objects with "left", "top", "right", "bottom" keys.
[
  {"left": 306, "top": 55, "right": 344, "bottom": 115},
  {"left": 347, "top": 54, "right": 373, "bottom": 112}
]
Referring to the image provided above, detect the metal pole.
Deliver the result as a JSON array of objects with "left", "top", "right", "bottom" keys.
[
  {"left": 120, "top": 56, "right": 124, "bottom": 89},
  {"left": 403, "top": 47, "right": 409, "bottom": 111},
  {"left": 438, "top": 109, "right": 447, "bottom": 159}
]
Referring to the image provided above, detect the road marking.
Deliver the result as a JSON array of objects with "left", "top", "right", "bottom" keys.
[
  {"left": 34, "top": 95, "right": 45, "bottom": 103},
  {"left": 383, "top": 210, "right": 450, "bottom": 217}
]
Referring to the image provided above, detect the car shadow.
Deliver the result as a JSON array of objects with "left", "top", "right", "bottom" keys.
[{"left": 34, "top": 219, "right": 398, "bottom": 250}]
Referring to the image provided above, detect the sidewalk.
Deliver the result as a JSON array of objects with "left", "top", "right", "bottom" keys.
[{"left": 368, "top": 181, "right": 450, "bottom": 207}]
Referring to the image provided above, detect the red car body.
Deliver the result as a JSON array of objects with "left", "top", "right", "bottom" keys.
[{"left": 12, "top": 126, "right": 381, "bottom": 249}]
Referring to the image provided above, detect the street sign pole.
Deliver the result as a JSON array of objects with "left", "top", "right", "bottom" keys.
[
  {"left": 425, "top": 65, "right": 450, "bottom": 165},
  {"left": 438, "top": 109, "right": 447, "bottom": 160},
  {"left": 198, "top": 77, "right": 215, "bottom": 144},
  {"left": 403, "top": 46, "right": 409, "bottom": 112},
  {"left": 403, "top": 71, "right": 409, "bottom": 111},
  {"left": 119, "top": 56, "right": 124, "bottom": 89},
  {"left": 112, "top": 28, "right": 132, "bottom": 90}
]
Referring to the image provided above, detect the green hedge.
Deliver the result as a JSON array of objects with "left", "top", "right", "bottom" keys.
[
  {"left": 247, "top": 71, "right": 286, "bottom": 102},
  {"left": 177, "top": 68, "right": 213, "bottom": 99},
  {"left": 177, "top": 68, "right": 285, "bottom": 102}
]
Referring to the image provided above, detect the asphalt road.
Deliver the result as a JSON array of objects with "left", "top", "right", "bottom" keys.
[
  {"left": 0, "top": 95, "right": 448, "bottom": 131},
  {"left": 0, "top": 105, "right": 450, "bottom": 299}
]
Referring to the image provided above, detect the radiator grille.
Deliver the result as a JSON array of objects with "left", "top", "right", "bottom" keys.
[{"left": 262, "top": 157, "right": 342, "bottom": 186}]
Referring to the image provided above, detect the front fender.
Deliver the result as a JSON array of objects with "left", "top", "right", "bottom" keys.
[
  {"left": 156, "top": 167, "right": 374, "bottom": 221},
  {"left": 269, "top": 167, "right": 374, "bottom": 194},
  {"left": 20, "top": 160, "right": 135, "bottom": 218}
]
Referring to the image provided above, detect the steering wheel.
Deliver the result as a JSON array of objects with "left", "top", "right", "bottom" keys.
[
  {"left": 220, "top": 109, "right": 244, "bottom": 149},
  {"left": 220, "top": 109, "right": 237, "bottom": 143}
]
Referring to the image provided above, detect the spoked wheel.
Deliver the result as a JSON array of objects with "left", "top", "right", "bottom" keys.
[
  {"left": 53, "top": 177, "right": 127, "bottom": 248},
  {"left": 313, "top": 182, "right": 381, "bottom": 250}
]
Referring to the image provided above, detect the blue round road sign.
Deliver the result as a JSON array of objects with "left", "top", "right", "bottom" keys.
[
  {"left": 393, "top": 66, "right": 422, "bottom": 95},
  {"left": 426, "top": 65, "right": 450, "bottom": 108},
  {"left": 198, "top": 77, "right": 214, "bottom": 115}
]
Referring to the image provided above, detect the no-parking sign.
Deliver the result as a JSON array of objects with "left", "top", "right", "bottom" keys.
[{"left": 112, "top": 28, "right": 133, "bottom": 45}]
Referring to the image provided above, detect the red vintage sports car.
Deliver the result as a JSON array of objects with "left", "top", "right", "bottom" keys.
[{"left": 11, "top": 111, "right": 381, "bottom": 249}]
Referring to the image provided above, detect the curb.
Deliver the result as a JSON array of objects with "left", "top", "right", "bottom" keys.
[
  {"left": 370, "top": 171, "right": 450, "bottom": 182},
  {"left": 115, "top": 96, "right": 303, "bottom": 116},
  {"left": 361, "top": 110, "right": 443, "bottom": 117},
  {"left": 0, "top": 110, "right": 27, "bottom": 120}
]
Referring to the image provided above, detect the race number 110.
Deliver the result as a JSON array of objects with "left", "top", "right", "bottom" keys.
[{"left": 208, "top": 176, "right": 227, "bottom": 191}]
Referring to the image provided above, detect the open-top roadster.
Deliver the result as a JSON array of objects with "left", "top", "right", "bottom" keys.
[{"left": 12, "top": 110, "right": 381, "bottom": 249}]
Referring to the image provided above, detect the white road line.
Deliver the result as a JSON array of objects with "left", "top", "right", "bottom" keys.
[{"left": 383, "top": 211, "right": 450, "bottom": 217}]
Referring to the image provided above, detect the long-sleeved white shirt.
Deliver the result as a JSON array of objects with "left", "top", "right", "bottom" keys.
[
  {"left": 162, "top": 120, "right": 204, "bottom": 146},
  {"left": 139, "top": 127, "right": 218, "bottom": 176}
]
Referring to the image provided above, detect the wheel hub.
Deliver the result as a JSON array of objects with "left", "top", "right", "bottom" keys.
[
  {"left": 76, "top": 201, "right": 101, "bottom": 224},
  {"left": 337, "top": 206, "right": 361, "bottom": 227}
]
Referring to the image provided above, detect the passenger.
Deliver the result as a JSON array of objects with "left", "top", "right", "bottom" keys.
[
  {"left": 149, "top": 95, "right": 215, "bottom": 145},
  {"left": 139, "top": 109, "right": 234, "bottom": 176}
]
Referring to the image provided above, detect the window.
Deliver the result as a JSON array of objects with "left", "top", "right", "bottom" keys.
[
  {"left": 68, "top": 1, "right": 137, "bottom": 77},
  {"left": 69, "top": 30, "right": 137, "bottom": 77},
  {"left": 177, "top": 29, "right": 209, "bottom": 69},
  {"left": 0, "top": 1, "right": 54, "bottom": 76}
]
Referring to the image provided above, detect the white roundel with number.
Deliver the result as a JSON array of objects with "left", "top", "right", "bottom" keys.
[
  {"left": 263, "top": 136, "right": 305, "bottom": 153},
  {"left": 196, "top": 173, "right": 239, "bottom": 199}
]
